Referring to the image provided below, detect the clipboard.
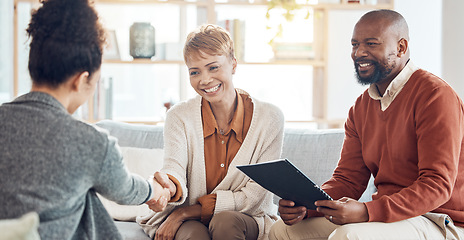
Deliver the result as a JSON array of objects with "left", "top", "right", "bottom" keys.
[{"left": 237, "top": 158, "right": 332, "bottom": 210}]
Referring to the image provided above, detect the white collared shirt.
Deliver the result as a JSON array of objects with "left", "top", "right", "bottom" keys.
[{"left": 368, "top": 61, "right": 419, "bottom": 111}]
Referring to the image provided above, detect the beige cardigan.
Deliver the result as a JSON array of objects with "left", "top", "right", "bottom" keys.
[{"left": 137, "top": 91, "right": 284, "bottom": 239}]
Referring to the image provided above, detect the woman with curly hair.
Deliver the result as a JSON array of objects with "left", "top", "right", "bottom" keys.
[{"left": 0, "top": 0, "right": 169, "bottom": 239}]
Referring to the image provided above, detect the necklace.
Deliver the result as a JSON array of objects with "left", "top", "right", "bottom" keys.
[
  {"left": 214, "top": 97, "right": 237, "bottom": 136},
  {"left": 218, "top": 114, "right": 234, "bottom": 135}
]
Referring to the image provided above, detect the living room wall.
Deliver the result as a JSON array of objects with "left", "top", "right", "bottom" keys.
[
  {"left": 395, "top": 0, "right": 464, "bottom": 100},
  {"left": 325, "top": 0, "right": 443, "bottom": 120},
  {"left": 3, "top": 0, "right": 462, "bottom": 124},
  {"left": 396, "top": 0, "right": 442, "bottom": 77},
  {"left": 442, "top": 0, "right": 464, "bottom": 98},
  {"left": 0, "top": 0, "right": 13, "bottom": 103}
]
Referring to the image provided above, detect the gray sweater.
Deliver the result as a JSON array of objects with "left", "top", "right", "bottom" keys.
[{"left": 0, "top": 92, "right": 152, "bottom": 240}]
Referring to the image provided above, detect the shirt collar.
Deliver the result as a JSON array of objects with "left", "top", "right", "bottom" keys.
[
  {"left": 201, "top": 89, "right": 246, "bottom": 143},
  {"left": 229, "top": 90, "right": 245, "bottom": 143},
  {"left": 368, "top": 60, "right": 418, "bottom": 100},
  {"left": 202, "top": 98, "right": 217, "bottom": 138},
  {"left": 14, "top": 91, "right": 68, "bottom": 113}
]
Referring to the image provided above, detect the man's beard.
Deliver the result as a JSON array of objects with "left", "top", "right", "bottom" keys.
[{"left": 355, "top": 60, "right": 394, "bottom": 85}]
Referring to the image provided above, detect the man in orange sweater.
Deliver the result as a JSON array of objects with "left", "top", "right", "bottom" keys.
[{"left": 270, "top": 9, "right": 464, "bottom": 240}]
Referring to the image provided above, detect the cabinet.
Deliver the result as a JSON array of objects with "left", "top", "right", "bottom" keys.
[{"left": 13, "top": 0, "right": 394, "bottom": 128}]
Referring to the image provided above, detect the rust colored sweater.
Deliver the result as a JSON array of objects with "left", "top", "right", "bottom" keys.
[{"left": 322, "top": 69, "right": 464, "bottom": 227}]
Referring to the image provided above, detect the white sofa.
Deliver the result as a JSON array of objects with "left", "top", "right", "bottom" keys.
[{"left": 95, "top": 120, "right": 376, "bottom": 240}]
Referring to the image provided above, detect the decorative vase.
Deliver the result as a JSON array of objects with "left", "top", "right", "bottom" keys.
[{"left": 129, "top": 22, "right": 156, "bottom": 59}]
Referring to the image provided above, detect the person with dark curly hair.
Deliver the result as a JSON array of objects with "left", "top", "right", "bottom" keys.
[{"left": 0, "top": 0, "right": 170, "bottom": 239}]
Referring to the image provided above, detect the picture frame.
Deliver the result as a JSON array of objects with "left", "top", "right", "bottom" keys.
[{"left": 103, "top": 30, "right": 120, "bottom": 60}]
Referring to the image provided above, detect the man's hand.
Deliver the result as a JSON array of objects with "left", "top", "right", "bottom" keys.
[
  {"left": 315, "top": 197, "right": 369, "bottom": 225},
  {"left": 154, "top": 171, "right": 177, "bottom": 198},
  {"left": 278, "top": 199, "right": 307, "bottom": 225},
  {"left": 145, "top": 178, "right": 171, "bottom": 212}
]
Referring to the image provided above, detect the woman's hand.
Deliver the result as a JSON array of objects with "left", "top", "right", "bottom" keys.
[
  {"left": 278, "top": 199, "right": 307, "bottom": 225},
  {"left": 315, "top": 197, "right": 369, "bottom": 225},
  {"left": 154, "top": 171, "right": 177, "bottom": 198},
  {"left": 155, "top": 209, "right": 184, "bottom": 240},
  {"left": 155, "top": 204, "right": 202, "bottom": 240}
]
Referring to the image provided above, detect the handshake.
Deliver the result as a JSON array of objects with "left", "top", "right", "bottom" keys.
[{"left": 145, "top": 172, "right": 177, "bottom": 212}]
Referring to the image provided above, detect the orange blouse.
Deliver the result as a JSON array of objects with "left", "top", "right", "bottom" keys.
[
  {"left": 168, "top": 90, "right": 253, "bottom": 224},
  {"left": 197, "top": 90, "right": 253, "bottom": 224}
]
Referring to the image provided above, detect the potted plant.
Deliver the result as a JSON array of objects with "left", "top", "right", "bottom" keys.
[{"left": 266, "top": 0, "right": 310, "bottom": 44}]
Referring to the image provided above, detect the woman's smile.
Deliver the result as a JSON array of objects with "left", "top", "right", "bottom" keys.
[{"left": 204, "top": 83, "right": 222, "bottom": 93}]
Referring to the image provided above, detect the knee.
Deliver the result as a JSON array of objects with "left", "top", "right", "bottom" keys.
[
  {"left": 175, "top": 220, "right": 209, "bottom": 240},
  {"left": 329, "top": 225, "right": 361, "bottom": 240},
  {"left": 269, "top": 219, "right": 289, "bottom": 240},
  {"left": 209, "top": 210, "right": 244, "bottom": 238},
  {"left": 209, "top": 211, "right": 241, "bottom": 232},
  {"left": 209, "top": 211, "right": 258, "bottom": 240}
]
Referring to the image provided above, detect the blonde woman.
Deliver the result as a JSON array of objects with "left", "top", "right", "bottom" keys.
[{"left": 137, "top": 24, "right": 284, "bottom": 240}]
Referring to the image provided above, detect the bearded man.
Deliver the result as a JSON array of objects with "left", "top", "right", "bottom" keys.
[{"left": 269, "top": 9, "right": 464, "bottom": 240}]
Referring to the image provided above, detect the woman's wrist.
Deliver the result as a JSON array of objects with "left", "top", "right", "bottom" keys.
[{"left": 172, "top": 204, "right": 202, "bottom": 222}]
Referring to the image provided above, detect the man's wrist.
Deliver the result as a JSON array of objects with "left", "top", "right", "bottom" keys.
[{"left": 145, "top": 179, "right": 154, "bottom": 203}]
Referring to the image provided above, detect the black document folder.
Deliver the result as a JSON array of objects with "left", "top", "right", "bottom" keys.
[{"left": 237, "top": 159, "right": 332, "bottom": 210}]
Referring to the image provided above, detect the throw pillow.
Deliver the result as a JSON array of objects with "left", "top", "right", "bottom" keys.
[
  {"left": 99, "top": 147, "right": 164, "bottom": 221},
  {"left": 0, "top": 212, "right": 40, "bottom": 240}
]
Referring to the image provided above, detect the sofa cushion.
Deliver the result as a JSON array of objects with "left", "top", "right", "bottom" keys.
[
  {"left": 114, "top": 221, "right": 151, "bottom": 240},
  {"left": 0, "top": 212, "right": 40, "bottom": 240},
  {"left": 281, "top": 128, "right": 375, "bottom": 202},
  {"left": 99, "top": 147, "right": 164, "bottom": 221},
  {"left": 95, "top": 120, "right": 164, "bottom": 149},
  {"left": 282, "top": 128, "right": 345, "bottom": 186},
  {"left": 94, "top": 120, "right": 376, "bottom": 219}
]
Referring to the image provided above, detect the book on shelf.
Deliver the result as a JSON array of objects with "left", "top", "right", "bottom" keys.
[
  {"left": 93, "top": 76, "right": 113, "bottom": 120},
  {"left": 75, "top": 101, "right": 89, "bottom": 121},
  {"left": 272, "top": 42, "right": 315, "bottom": 61},
  {"left": 217, "top": 19, "right": 245, "bottom": 61},
  {"left": 75, "top": 76, "right": 113, "bottom": 121}
]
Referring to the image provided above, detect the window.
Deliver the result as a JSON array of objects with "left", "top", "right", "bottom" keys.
[{"left": 0, "top": 0, "right": 14, "bottom": 103}]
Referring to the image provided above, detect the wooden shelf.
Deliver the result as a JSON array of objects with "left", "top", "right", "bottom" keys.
[
  {"left": 316, "top": 3, "right": 393, "bottom": 10},
  {"left": 87, "top": 118, "right": 345, "bottom": 127},
  {"left": 103, "top": 59, "right": 184, "bottom": 64},
  {"left": 103, "top": 59, "right": 325, "bottom": 66},
  {"left": 239, "top": 60, "right": 325, "bottom": 66},
  {"left": 13, "top": 0, "right": 394, "bottom": 128},
  {"left": 95, "top": 0, "right": 210, "bottom": 6},
  {"left": 213, "top": 1, "right": 392, "bottom": 10}
]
